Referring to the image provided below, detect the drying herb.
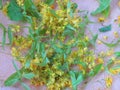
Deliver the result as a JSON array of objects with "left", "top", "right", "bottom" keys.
[
  {"left": 0, "top": 0, "right": 117, "bottom": 90},
  {"left": 0, "top": 0, "right": 101, "bottom": 90}
]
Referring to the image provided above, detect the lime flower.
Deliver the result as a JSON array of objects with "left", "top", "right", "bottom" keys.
[
  {"left": 111, "top": 56, "right": 116, "bottom": 61},
  {"left": 99, "top": 51, "right": 106, "bottom": 57},
  {"left": 97, "top": 40, "right": 102, "bottom": 44},
  {"left": 83, "top": 47, "right": 87, "bottom": 52},
  {"left": 11, "top": 47, "right": 20, "bottom": 57},
  {"left": 115, "top": 16, "right": 120, "bottom": 27},
  {"left": 109, "top": 68, "right": 118, "bottom": 74},
  {"left": 105, "top": 76, "right": 113, "bottom": 88},
  {"left": 16, "top": 0, "right": 24, "bottom": 6},
  {"left": 85, "top": 36, "right": 89, "bottom": 41},
  {"left": 2, "top": 2, "right": 9, "bottom": 15},
  {"left": 106, "top": 49, "right": 114, "bottom": 56},
  {"left": 103, "top": 36, "right": 108, "bottom": 40},
  {"left": 113, "top": 31, "right": 119, "bottom": 38},
  {"left": 114, "top": 60, "right": 120, "bottom": 64},
  {"left": 98, "top": 17, "right": 105, "bottom": 22}
]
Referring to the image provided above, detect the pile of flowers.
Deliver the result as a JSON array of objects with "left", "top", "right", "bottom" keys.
[{"left": 1, "top": 0, "right": 120, "bottom": 90}]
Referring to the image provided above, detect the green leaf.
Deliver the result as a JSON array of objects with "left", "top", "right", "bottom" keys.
[
  {"left": 105, "top": 59, "right": 113, "bottom": 74},
  {"left": 102, "top": 6, "right": 110, "bottom": 18},
  {"left": 89, "top": 34, "right": 98, "bottom": 46},
  {"left": 49, "top": 9, "right": 59, "bottom": 18},
  {"left": 53, "top": 45, "right": 63, "bottom": 53},
  {"left": 70, "top": 71, "right": 83, "bottom": 90},
  {"left": 66, "top": 24, "right": 76, "bottom": 31},
  {"left": 99, "top": 24, "right": 111, "bottom": 32},
  {"left": 4, "top": 68, "right": 24, "bottom": 86},
  {"left": 24, "top": 15, "right": 33, "bottom": 24},
  {"left": 24, "top": 0, "right": 34, "bottom": 10},
  {"left": 25, "top": 60, "right": 31, "bottom": 68},
  {"left": 12, "top": 60, "right": 21, "bottom": 76},
  {"left": 45, "top": 0, "right": 55, "bottom": 5},
  {"left": 22, "top": 73, "right": 35, "bottom": 79},
  {"left": 78, "top": 61, "right": 87, "bottom": 69},
  {"left": 67, "top": 1, "right": 71, "bottom": 9},
  {"left": 78, "top": 16, "right": 90, "bottom": 34},
  {"left": 91, "top": 0, "right": 111, "bottom": 15},
  {"left": 89, "top": 64, "right": 102, "bottom": 76},
  {"left": 93, "top": 64, "right": 102, "bottom": 75},
  {"left": 67, "top": 1, "right": 74, "bottom": 17},
  {"left": 112, "top": 65, "right": 120, "bottom": 70},
  {"left": 114, "top": 52, "right": 120, "bottom": 57},
  {"left": 4, "top": 77, "right": 19, "bottom": 86},
  {"left": 72, "top": 3, "right": 78, "bottom": 12},
  {"left": 21, "top": 82, "right": 30, "bottom": 90},
  {"left": 8, "top": 27, "right": 13, "bottom": 45},
  {"left": 24, "top": 0, "right": 41, "bottom": 19},
  {"left": 36, "top": 42, "right": 40, "bottom": 54},
  {"left": 63, "top": 27, "right": 74, "bottom": 37},
  {"left": 100, "top": 39, "right": 120, "bottom": 47},
  {"left": 58, "top": 63, "right": 69, "bottom": 71},
  {"left": 0, "top": 0, "right": 2, "bottom": 9},
  {"left": 41, "top": 57, "right": 50, "bottom": 66},
  {"left": 7, "top": 0, "right": 24, "bottom": 21},
  {"left": 0, "top": 23, "right": 6, "bottom": 48}
]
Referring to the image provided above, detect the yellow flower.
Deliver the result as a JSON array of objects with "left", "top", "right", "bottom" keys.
[
  {"left": 30, "top": 64, "right": 37, "bottom": 70},
  {"left": 99, "top": 51, "right": 106, "bottom": 57},
  {"left": 88, "top": 64, "right": 92, "bottom": 69},
  {"left": 98, "top": 17, "right": 105, "bottom": 22},
  {"left": 34, "top": 0, "right": 41, "bottom": 4},
  {"left": 2, "top": 2, "right": 9, "bottom": 15},
  {"left": 83, "top": 47, "right": 87, "bottom": 51},
  {"left": 79, "top": 64, "right": 84, "bottom": 70},
  {"left": 109, "top": 68, "right": 118, "bottom": 74},
  {"left": 113, "top": 31, "right": 119, "bottom": 38},
  {"left": 110, "top": 68, "right": 120, "bottom": 75},
  {"left": 11, "top": 47, "right": 20, "bottom": 57},
  {"left": 64, "top": 80, "right": 71, "bottom": 87},
  {"left": 111, "top": 56, "right": 116, "bottom": 61},
  {"left": 105, "top": 76, "right": 113, "bottom": 88},
  {"left": 103, "top": 36, "right": 108, "bottom": 40},
  {"left": 114, "top": 60, "right": 120, "bottom": 64},
  {"left": 16, "top": 0, "right": 24, "bottom": 6},
  {"left": 95, "top": 58, "right": 104, "bottom": 64},
  {"left": 97, "top": 40, "right": 102, "bottom": 45},
  {"left": 85, "top": 36, "right": 89, "bottom": 41},
  {"left": 106, "top": 49, "right": 114, "bottom": 56}
]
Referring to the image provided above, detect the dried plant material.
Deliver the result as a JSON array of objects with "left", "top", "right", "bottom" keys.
[{"left": 1, "top": 0, "right": 120, "bottom": 90}]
